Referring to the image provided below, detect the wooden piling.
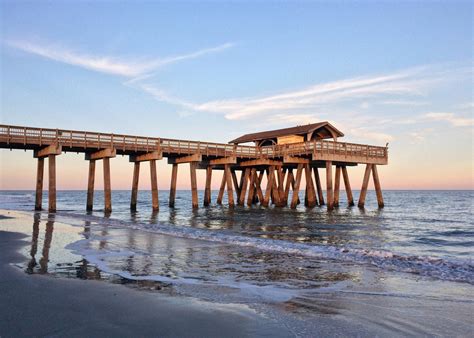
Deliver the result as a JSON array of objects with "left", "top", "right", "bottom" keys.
[
  {"left": 358, "top": 164, "right": 372, "bottom": 208},
  {"left": 224, "top": 164, "right": 234, "bottom": 207},
  {"left": 48, "top": 155, "right": 56, "bottom": 212},
  {"left": 247, "top": 168, "right": 256, "bottom": 206},
  {"left": 313, "top": 167, "right": 325, "bottom": 206},
  {"left": 87, "top": 160, "right": 96, "bottom": 211},
  {"left": 204, "top": 166, "right": 212, "bottom": 206},
  {"left": 290, "top": 164, "right": 303, "bottom": 209},
  {"left": 262, "top": 167, "right": 275, "bottom": 207},
  {"left": 304, "top": 164, "right": 317, "bottom": 208},
  {"left": 326, "top": 161, "right": 333, "bottom": 211},
  {"left": 150, "top": 160, "right": 159, "bottom": 211},
  {"left": 341, "top": 166, "right": 354, "bottom": 206},
  {"left": 190, "top": 162, "right": 198, "bottom": 208},
  {"left": 255, "top": 170, "right": 264, "bottom": 203},
  {"left": 130, "top": 162, "right": 140, "bottom": 211},
  {"left": 284, "top": 169, "right": 293, "bottom": 205},
  {"left": 238, "top": 168, "right": 250, "bottom": 205},
  {"left": 334, "top": 166, "right": 341, "bottom": 208},
  {"left": 35, "top": 157, "right": 44, "bottom": 211},
  {"left": 217, "top": 171, "right": 226, "bottom": 205},
  {"left": 103, "top": 157, "right": 112, "bottom": 212},
  {"left": 169, "top": 164, "right": 178, "bottom": 208},
  {"left": 372, "top": 164, "right": 384, "bottom": 208},
  {"left": 231, "top": 169, "right": 241, "bottom": 198}
]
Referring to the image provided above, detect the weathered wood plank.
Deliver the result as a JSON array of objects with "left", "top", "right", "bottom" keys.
[{"left": 314, "top": 167, "right": 325, "bottom": 206}]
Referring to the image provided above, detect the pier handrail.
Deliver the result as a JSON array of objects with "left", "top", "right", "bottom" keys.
[{"left": 0, "top": 124, "right": 387, "bottom": 161}]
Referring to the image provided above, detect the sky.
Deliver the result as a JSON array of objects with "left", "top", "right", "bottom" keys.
[{"left": 0, "top": 0, "right": 473, "bottom": 191}]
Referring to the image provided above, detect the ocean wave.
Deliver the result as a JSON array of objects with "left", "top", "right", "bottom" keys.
[{"left": 55, "top": 211, "right": 474, "bottom": 285}]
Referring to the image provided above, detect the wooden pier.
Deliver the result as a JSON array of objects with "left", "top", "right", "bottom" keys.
[{"left": 0, "top": 123, "right": 388, "bottom": 212}]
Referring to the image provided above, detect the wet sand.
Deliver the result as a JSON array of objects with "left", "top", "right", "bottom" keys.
[{"left": 0, "top": 230, "right": 288, "bottom": 337}]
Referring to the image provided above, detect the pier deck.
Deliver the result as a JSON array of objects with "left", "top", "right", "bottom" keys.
[{"left": 0, "top": 124, "right": 388, "bottom": 212}]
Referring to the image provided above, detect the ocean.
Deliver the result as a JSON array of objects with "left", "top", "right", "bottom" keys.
[{"left": 1, "top": 189, "right": 473, "bottom": 335}]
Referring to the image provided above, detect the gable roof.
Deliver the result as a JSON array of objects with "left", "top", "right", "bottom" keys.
[{"left": 229, "top": 121, "right": 344, "bottom": 144}]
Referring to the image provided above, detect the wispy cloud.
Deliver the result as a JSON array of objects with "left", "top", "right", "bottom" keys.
[
  {"left": 424, "top": 112, "right": 474, "bottom": 127},
  {"left": 139, "top": 64, "right": 468, "bottom": 122},
  {"left": 7, "top": 39, "right": 234, "bottom": 78}
]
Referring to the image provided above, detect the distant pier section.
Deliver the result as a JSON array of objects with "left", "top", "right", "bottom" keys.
[{"left": 0, "top": 122, "right": 387, "bottom": 212}]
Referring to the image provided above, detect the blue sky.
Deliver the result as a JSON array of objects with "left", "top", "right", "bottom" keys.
[{"left": 0, "top": 1, "right": 472, "bottom": 189}]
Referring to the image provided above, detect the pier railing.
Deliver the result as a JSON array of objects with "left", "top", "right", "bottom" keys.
[{"left": 0, "top": 124, "right": 387, "bottom": 162}]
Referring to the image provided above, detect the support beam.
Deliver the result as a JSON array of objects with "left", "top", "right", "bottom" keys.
[
  {"left": 217, "top": 171, "right": 226, "bottom": 205},
  {"left": 283, "top": 155, "right": 309, "bottom": 164},
  {"left": 358, "top": 164, "right": 372, "bottom": 208},
  {"left": 326, "top": 161, "right": 333, "bottom": 211},
  {"left": 342, "top": 166, "right": 355, "bottom": 206},
  {"left": 224, "top": 164, "right": 234, "bottom": 207},
  {"left": 372, "top": 165, "right": 384, "bottom": 208},
  {"left": 86, "top": 160, "right": 96, "bottom": 211},
  {"left": 290, "top": 164, "right": 304, "bottom": 209},
  {"left": 240, "top": 159, "right": 283, "bottom": 167},
  {"left": 35, "top": 158, "right": 44, "bottom": 211},
  {"left": 129, "top": 151, "right": 162, "bottom": 162},
  {"left": 314, "top": 168, "right": 325, "bottom": 206},
  {"left": 130, "top": 162, "right": 140, "bottom": 211},
  {"left": 48, "top": 155, "right": 56, "bottom": 212},
  {"left": 209, "top": 156, "right": 237, "bottom": 165},
  {"left": 190, "top": 162, "right": 198, "bottom": 208},
  {"left": 168, "top": 153, "right": 202, "bottom": 164},
  {"left": 86, "top": 148, "right": 116, "bottom": 161},
  {"left": 169, "top": 164, "right": 178, "bottom": 208},
  {"left": 204, "top": 166, "right": 212, "bottom": 207},
  {"left": 150, "top": 160, "right": 159, "bottom": 211},
  {"left": 334, "top": 166, "right": 341, "bottom": 208},
  {"left": 34, "top": 144, "right": 62, "bottom": 158},
  {"left": 103, "top": 157, "right": 112, "bottom": 212}
]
